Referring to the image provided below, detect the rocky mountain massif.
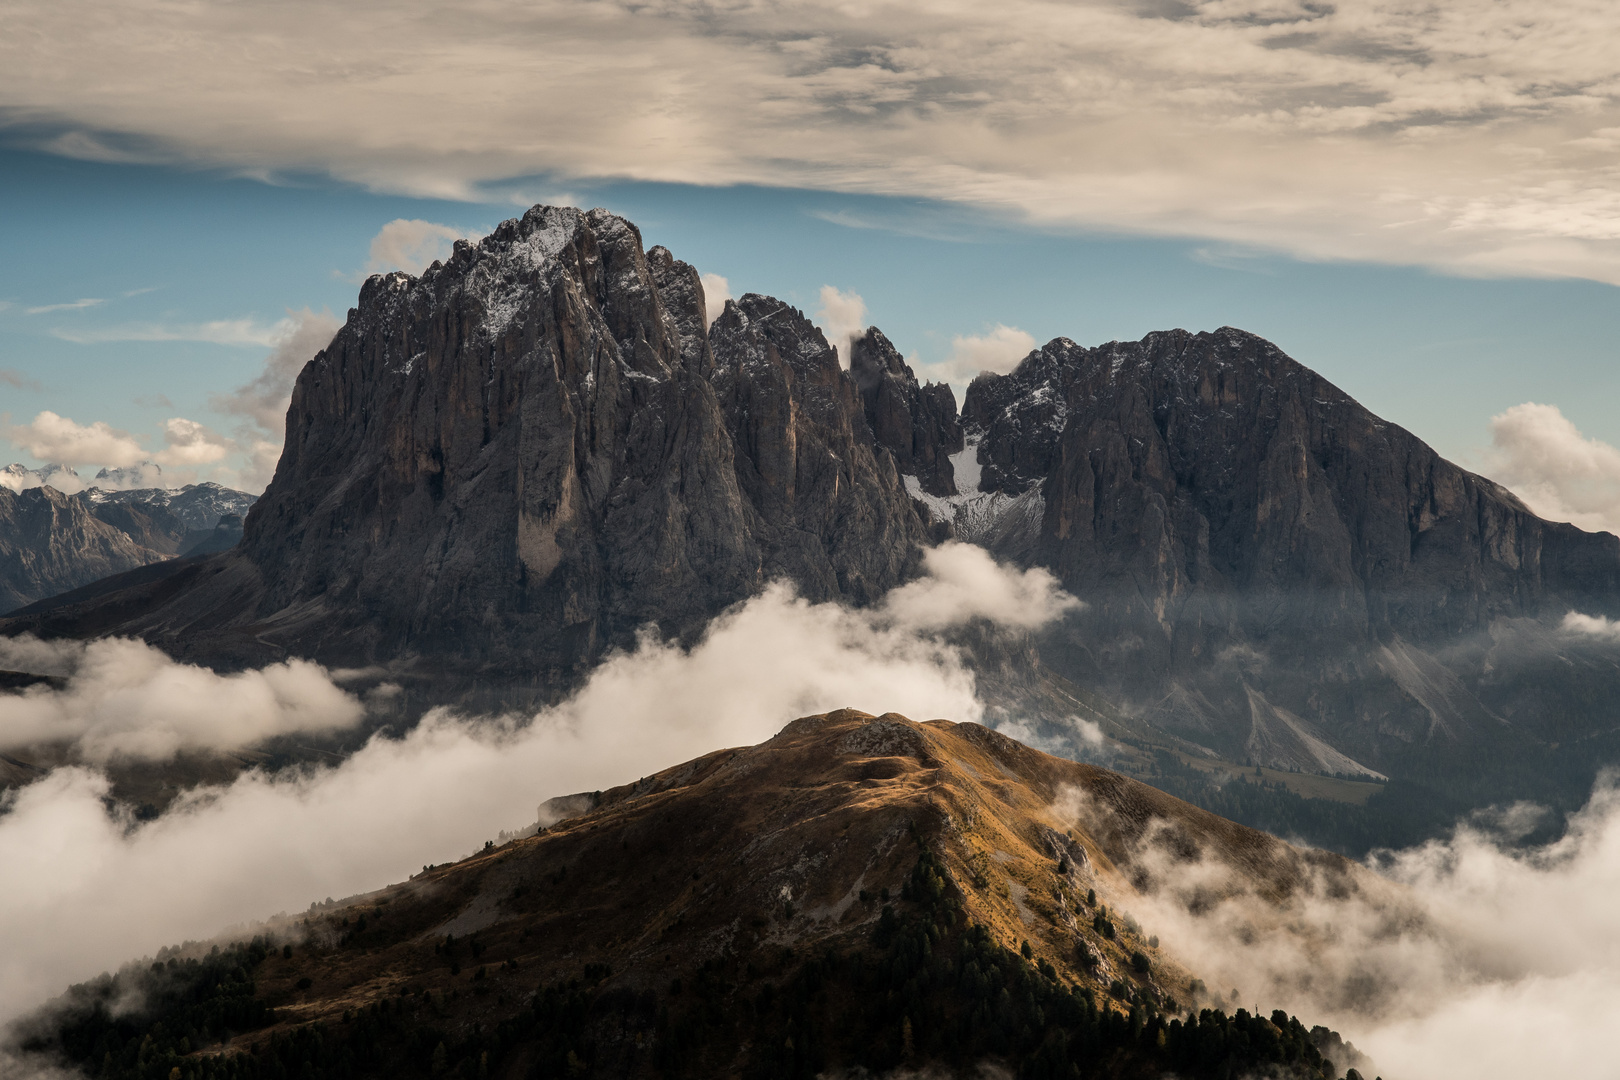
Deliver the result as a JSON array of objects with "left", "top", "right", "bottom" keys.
[
  {"left": 1, "top": 208, "right": 927, "bottom": 677},
  {"left": 11, "top": 710, "right": 1376, "bottom": 1080},
  {"left": 0, "top": 480, "right": 255, "bottom": 613},
  {"left": 953, "top": 331, "right": 1620, "bottom": 786},
  {"left": 6, "top": 203, "right": 1620, "bottom": 813}
]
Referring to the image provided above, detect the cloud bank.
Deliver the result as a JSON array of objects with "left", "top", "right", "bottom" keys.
[
  {"left": 1055, "top": 766, "right": 1620, "bottom": 1080},
  {"left": 10, "top": 0, "right": 1620, "bottom": 280},
  {"left": 0, "top": 545, "right": 1074, "bottom": 1027},
  {"left": 0, "top": 636, "right": 364, "bottom": 763}
]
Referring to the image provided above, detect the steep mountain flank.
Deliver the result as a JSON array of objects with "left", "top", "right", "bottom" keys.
[
  {"left": 15, "top": 711, "right": 1371, "bottom": 1080},
  {"left": 711, "top": 298, "right": 927, "bottom": 603},
  {"left": 2, "top": 208, "right": 926, "bottom": 678},
  {"left": 960, "top": 328, "right": 1620, "bottom": 775},
  {"left": 850, "top": 326, "right": 963, "bottom": 498},
  {"left": 0, "top": 487, "right": 170, "bottom": 613}
]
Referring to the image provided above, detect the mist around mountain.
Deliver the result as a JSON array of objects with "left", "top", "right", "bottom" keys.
[
  {"left": 5, "top": 710, "right": 1389, "bottom": 1080},
  {"left": 9, "top": 203, "right": 1620, "bottom": 1077},
  {"left": 6, "top": 203, "right": 1620, "bottom": 854}
]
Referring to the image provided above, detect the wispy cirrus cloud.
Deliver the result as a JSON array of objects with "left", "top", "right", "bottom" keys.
[
  {"left": 24, "top": 298, "right": 103, "bottom": 315},
  {"left": 50, "top": 316, "right": 294, "bottom": 347}
]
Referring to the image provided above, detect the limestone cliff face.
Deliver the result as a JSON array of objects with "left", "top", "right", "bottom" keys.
[
  {"left": 710, "top": 298, "right": 927, "bottom": 603},
  {"left": 0, "top": 487, "right": 169, "bottom": 613},
  {"left": 6, "top": 208, "right": 927, "bottom": 677},
  {"left": 849, "top": 327, "right": 963, "bottom": 498},
  {"left": 242, "top": 207, "right": 768, "bottom": 670},
  {"left": 963, "top": 328, "right": 1620, "bottom": 769}
]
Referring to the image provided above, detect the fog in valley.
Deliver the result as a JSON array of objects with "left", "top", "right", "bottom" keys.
[{"left": 5, "top": 543, "right": 1620, "bottom": 1077}]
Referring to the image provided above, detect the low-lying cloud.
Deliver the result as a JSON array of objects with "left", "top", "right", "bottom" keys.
[
  {"left": 0, "top": 636, "right": 365, "bottom": 763},
  {"left": 1061, "top": 767, "right": 1620, "bottom": 1080},
  {"left": 1562, "top": 611, "right": 1620, "bottom": 641},
  {"left": 881, "top": 542, "right": 1080, "bottom": 631},
  {"left": 0, "top": 545, "right": 1073, "bottom": 1028},
  {"left": 1485, "top": 402, "right": 1620, "bottom": 535}
]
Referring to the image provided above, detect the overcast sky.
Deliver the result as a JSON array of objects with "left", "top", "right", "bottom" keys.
[{"left": 2, "top": 0, "right": 1620, "bottom": 514}]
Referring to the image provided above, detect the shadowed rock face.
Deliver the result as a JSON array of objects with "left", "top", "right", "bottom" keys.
[
  {"left": 850, "top": 327, "right": 963, "bottom": 498},
  {"left": 710, "top": 296, "right": 927, "bottom": 604},
  {"left": 963, "top": 327, "right": 1620, "bottom": 770},
  {"left": 2, "top": 208, "right": 927, "bottom": 680}
]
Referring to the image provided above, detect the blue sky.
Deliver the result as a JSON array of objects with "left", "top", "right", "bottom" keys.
[{"left": 3, "top": 145, "right": 1618, "bottom": 501}]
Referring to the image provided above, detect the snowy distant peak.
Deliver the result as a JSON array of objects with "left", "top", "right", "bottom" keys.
[
  {"left": 94, "top": 463, "right": 165, "bottom": 489},
  {"left": 0, "top": 462, "right": 86, "bottom": 494},
  {"left": 87, "top": 483, "right": 257, "bottom": 532}
]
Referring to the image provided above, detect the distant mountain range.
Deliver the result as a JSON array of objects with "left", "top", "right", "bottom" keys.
[
  {"left": 0, "top": 476, "right": 255, "bottom": 613},
  {"left": 5, "top": 203, "right": 1620, "bottom": 838}
]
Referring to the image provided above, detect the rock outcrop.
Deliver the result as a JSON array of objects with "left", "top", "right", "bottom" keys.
[{"left": 850, "top": 327, "right": 963, "bottom": 497}]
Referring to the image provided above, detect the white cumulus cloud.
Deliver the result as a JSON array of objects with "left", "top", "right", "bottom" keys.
[
  {"left": 931, "top": 324, "right": 1039, "bottom": 384},
  {"left": 1484, "top": 402, "right": 1620, "bottom": 534},
  {"left": 363, "top": 219, "right": 480, "bottom": 276},
  {"left": 814, "top": 285, "right": 868, "bottom": 367},
  {"left": 700, "top": 272, "right": 732, "bottom": 325},
  {"left": 3, "top": 412, "right": 147, "bottom": 471},
  {"left": 881, "top": 541, "right": 1081, "bottom": 631}
]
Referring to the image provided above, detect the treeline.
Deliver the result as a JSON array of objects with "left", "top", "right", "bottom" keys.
[{"left": 23, "top": 852, "right": 1366, "bottom": 1080}]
